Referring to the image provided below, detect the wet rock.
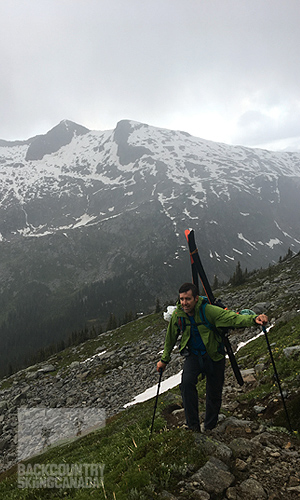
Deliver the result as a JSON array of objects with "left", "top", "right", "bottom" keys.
[
  {"left": 253, "top": 406, "right": 266, "bottom": 414},
  {"left": 37, "top": 364, "right": 56, "bottom": 374},
  {"left": 194, "top": 434, "right": 232, "bottom": 465},
  {"left": 238, "top": 477, "right": 267, "bottom": 499},
  {"left": 160, "top": 491, "right": 179, "bottom": 499},
  {"left": 240, "top": 368, "right": 255, "bottom": 376},
  {"left": 0, "top": 439, "right": 10, "bottom": 451},
  {"left": 191, "top": 457, "right": 235, "bottom": 495},
  {"left": 212, "top": 443, "right": 233, "bottom": 465},
  {"left": 228, "top": 437, "right": 256, "bottom": 459},
  {"left": 235, "top": 458, "right": 248, "bottom": 471},
  {"left": 190, "top": 490, "right": 210, "bottom": 499},
  {"left": 70, "top": 361, "right": 80, "bottom": 369},
  {"left": 226, "top": 486, "right": 238, "bottom": 499},
  {"left": 283, "top": 345, "right": 300, "bottom": 358},
  {"left": 254, "top": 363, "right": 265, "bottom": 373},
  {"left": 251, "top": 302, "right": 270, "bottom": 314},
  {"left": 0, "top": 401, "right": 8, "bottom": 414},
  {"left": 217, "top": 417, "right": 253, "bottom": 435}
]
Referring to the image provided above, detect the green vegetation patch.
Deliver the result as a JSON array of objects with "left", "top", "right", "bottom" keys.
[
  {"left": 236, "top": 315, "right": 300, "bottom": 431},
  {"left": 274, "top": 393, "right": 300, "bottom": 433},
  {"left": 0, "top": 394, "right": 206, "bottom": 500},
  {"left": 236, "top": 316, "right": 300, "bottom": 384}
]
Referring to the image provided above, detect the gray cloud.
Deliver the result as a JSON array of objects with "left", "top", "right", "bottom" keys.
[
  {"left": 235, "top": 106, "right": 300, "bottom": 147},
  {"left": 1, "top": 0, "right": 300, "bottom": 150}
]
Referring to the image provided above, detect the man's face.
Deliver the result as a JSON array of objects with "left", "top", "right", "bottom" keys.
[{"left": 179, "top": 290, "right": 198, "bottom": 315}]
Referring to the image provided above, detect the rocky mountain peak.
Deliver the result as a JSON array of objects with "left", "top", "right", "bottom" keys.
[{"left": 25, "top": 119, "right": 90, "bottom": 161}]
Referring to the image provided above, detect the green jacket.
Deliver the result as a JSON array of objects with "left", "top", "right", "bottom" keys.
[{"left": 161, "top": 297, "right": 258, "bottom": 363}]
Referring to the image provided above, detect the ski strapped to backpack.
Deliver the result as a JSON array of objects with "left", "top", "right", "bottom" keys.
[{"left": 185, "top": 229, "right": 244, "bottom": 386}]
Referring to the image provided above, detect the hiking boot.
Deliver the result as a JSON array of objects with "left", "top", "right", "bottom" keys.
[
  {"left": 200, "top": 422, "right": 214, "bottom": 435},
  {"left": 182, "top": 424, "right": 200, "bottom": 432}
]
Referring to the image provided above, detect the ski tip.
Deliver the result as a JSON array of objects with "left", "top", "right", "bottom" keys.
[{"left": 185, "top": 229, "right": 194, "bottom": 240}]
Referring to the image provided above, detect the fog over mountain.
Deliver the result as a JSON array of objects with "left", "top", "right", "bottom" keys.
[{"left": 1, "top": 119, "right": 300, "bottom": 373}]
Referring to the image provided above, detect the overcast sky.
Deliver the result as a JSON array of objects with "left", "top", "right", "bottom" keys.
[{"left": 1, "top": 0, "right": 300, "bottom": 151}]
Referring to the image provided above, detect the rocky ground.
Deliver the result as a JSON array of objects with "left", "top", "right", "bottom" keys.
[
  {"left": 160, "top": 363, "right": 300, "bottom": 500},
  {"left": 161, "top": 410, "right": 300, "bottom": 500}
]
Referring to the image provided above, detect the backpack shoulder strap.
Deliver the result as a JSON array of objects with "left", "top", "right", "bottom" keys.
[
  {"left": 198, "top": 297, "right": 214, "bottom": 331},
  {"left": 177, "top": 316, "right": 186, "bottom": 337},
  {"left": 198, "top": 299, "right": 225, "bottom": 354}
]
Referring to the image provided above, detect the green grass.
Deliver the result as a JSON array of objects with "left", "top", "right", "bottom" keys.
[
  {"left": 235, "top": 315, "right": 300, "bottom": 431},
  {"left": 236, "top": 316, "right": 300, "bottom": 386},
  {"left": 0, "top": 394, "right": 206, "bottom": 500}
]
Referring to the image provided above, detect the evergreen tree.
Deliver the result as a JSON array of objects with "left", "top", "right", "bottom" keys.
[
  {"left": 283, "top": 247, "right": 293, "bottom": 261},
  {"left": 155, "top": 298, "right": 161, "bottom": 313},
  {"left": 212, "top": 275, "right": 219, "bottom": 290},
  {"left": 106, "top": 313, "right": 117, "bottom": 331},
  {"left": 57, "top": 340, "right": 65, "bottom": 352},
  {"left": 230, "top": 261, "right": 245, "bottom": 286}
]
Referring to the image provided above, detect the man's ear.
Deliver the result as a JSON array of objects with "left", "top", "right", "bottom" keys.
[{"left": 195, "top": 295, "right": 199, "bottom": 303}]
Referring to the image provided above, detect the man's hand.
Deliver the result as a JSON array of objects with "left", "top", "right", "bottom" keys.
[
  {"left": 255, "top": 314, "right": 268, "bottom": 326},
  {"left": 156, "top": 360, "right": 166, "bottom": 373}
]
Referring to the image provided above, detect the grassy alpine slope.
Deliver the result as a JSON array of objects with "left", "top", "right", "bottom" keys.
[{"left": 0, "top": 253, "right": 300, "bottom": 499}]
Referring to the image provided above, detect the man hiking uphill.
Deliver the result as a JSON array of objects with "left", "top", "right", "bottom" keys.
[{"left": 156, "top": 282, "right": 268, "bottom": 433}]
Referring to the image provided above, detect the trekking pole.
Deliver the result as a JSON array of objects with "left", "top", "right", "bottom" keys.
[
  {"left": 149, "top": 368, "right": 163, "bottom": 439},
  {"left": 262, "top": 325, "right": 293, "bottom": 434}
]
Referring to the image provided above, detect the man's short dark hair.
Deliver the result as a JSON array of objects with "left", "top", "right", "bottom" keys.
[{"left": 179, "top": 282, "right": 199, "bottom": 298}]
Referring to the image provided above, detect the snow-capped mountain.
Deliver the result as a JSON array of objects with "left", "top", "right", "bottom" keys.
[
  {"left": 2, "top": 119, "right": 300, "bottom": 254},
  {"left": 1, "top": 119, "right": 300, "bottom": 373}
]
